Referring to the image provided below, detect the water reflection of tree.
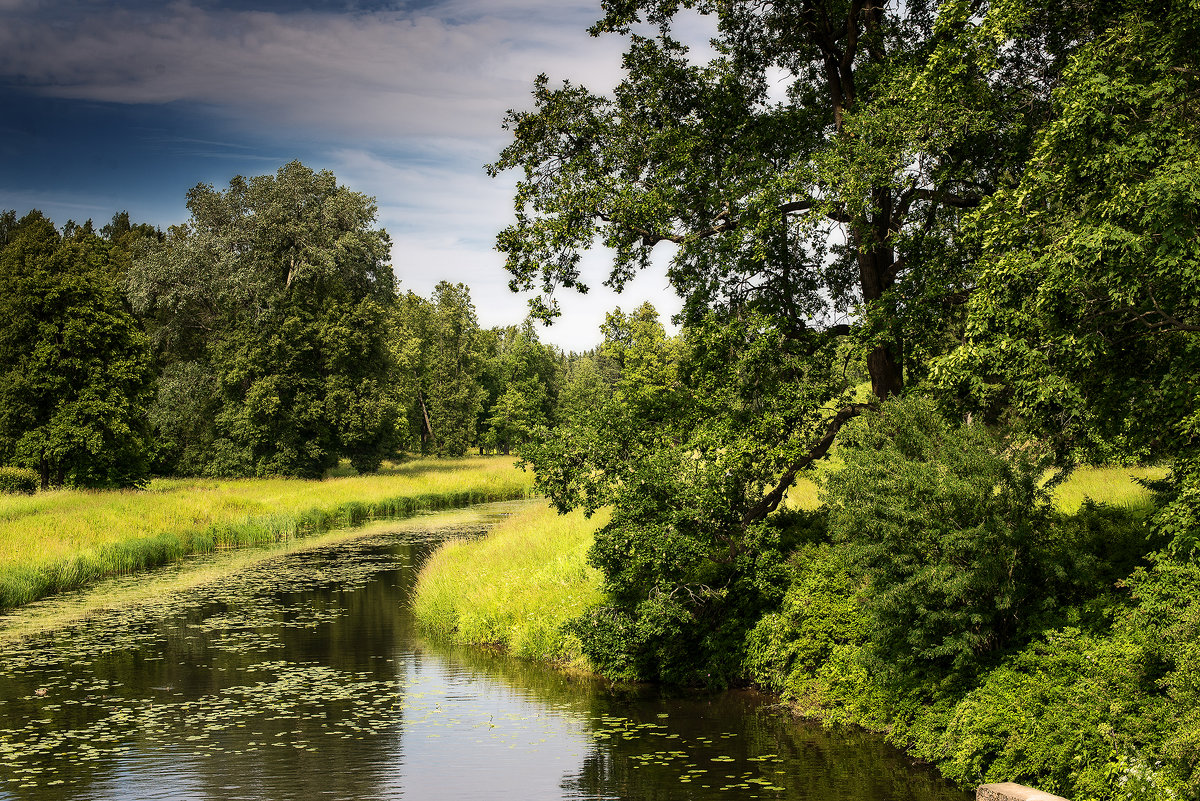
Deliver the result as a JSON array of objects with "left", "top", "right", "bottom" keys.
[{"left": 561, "top": 692, "right": 971, "bottom": 801}]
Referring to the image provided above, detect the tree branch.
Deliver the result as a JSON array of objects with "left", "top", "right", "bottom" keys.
[
  {"left": 741, "top": 402, "right": 872, "bottom": 525},
  {"left": 910, "top": 188, "right": 985, "bottom": 208},
  {"left": 617, "top": 199, "right": 847, "bottom": 247}
]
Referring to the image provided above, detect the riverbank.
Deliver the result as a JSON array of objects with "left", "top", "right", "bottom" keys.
[
  {"left": 411, "top": 465, "right": 1194, "bottom": 801},
  {"left": 0, "top": 456, "right": 533, "bottom": 611},
  {"left": 413, "top": 502, "right": 608, "bottom": 668},
  {"left": 0, "top": 501, "right": 529, "bottom": 645}
]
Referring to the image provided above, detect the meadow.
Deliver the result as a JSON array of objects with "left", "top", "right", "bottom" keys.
[{"left": 0, "top": 456, "right": 532, "bottom": 611}]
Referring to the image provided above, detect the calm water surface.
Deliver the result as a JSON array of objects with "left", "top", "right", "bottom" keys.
[{"left": 0, "top": 505, "right": 970, "bottom": 801}]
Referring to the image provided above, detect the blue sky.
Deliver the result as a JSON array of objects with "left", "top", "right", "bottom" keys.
[{"left": 0, "top": 0, "right": 690, "bottom": 350}]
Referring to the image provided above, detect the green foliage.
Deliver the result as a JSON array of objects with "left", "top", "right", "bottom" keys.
[
  {"left": 940, "top": 10, "right": 1200, "bottom": 550},
  {"left": 490, "top": 0, "right": 1100, "bottom": 689},
  {"left": 0, "top": 211, "right": 152, "bottom": 489},
  {"left": 823, "top": 397, "right": 1061, "bottom": 678},
  {"left": 934, "top": 556, "right": 1200, "bottom": 801},
  {"left": 130, "top": 162, "right": 398, "bottom": 477},
  {"left": 743, "top": 506, "right": 1192, "bottom": 801},
  {"left": 571, "top": 445, "right": 826, "bottom": 686},
  {"left": 391, "top": 283, "right": 487, "bottom": 457},
  {"left": 525, "top": 303, "right": 858, "bottom": 686},
  {"left": 0, "top": 467, "right": 37, "bottom": 495},
  {"left": 479, "top": 321, "right": 560, "bottom": 454},
  {"left": 743, "top": 540, "right": 884, "bottom": 725}
]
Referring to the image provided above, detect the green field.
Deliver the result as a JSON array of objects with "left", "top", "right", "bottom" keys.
[{"left": 0, "top": 456, "right": 532, "bottom": 610}]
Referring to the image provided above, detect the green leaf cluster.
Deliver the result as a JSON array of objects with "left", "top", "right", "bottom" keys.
[{"left": 129, "top": 161, "right": 398, "bottom": 477}]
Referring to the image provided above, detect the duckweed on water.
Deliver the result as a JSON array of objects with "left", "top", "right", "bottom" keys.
[{"left": 0, "top": 501, "right": 968, "bottom": 801}]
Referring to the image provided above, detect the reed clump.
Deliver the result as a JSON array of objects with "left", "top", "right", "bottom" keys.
[
  {"left": 413, "top": 502, "right": 608, "bottom": 667},
  {"left": 0, "top": 457, "right": 533, "bottom": 611}
]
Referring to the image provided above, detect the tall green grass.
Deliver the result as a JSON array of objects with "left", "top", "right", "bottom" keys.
[
  {"left": 1052, "top": 464, "right": 1167, "bottom": 513},
  {"left": 413, "top": 503, "right": 608, "bottom": 667},
  {"left": 0, "top": 457, "right": 533, "bottom": 611},
  {"left": 783, "top": 464, "right": 1165, "bottom": 513}
]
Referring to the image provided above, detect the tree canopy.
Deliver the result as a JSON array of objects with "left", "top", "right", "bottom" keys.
[
  {"left": 130, "top": 161, "right": 398, "bottom": 477},
  {"left": 492, "top": 0, "right": 1200, "bottom": 680},
  {"left": 0, "top": 212, "right": 152, "bottom": 489}
]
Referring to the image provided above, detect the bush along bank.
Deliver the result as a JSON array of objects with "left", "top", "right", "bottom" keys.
[
  {"left": 413, "top": 401, "right": 1191, "bottom": 801},
  {"left": 743, "top": 400, "right": 1191, "bottom": 801},
  {"left": 0, "top": 462, "right": 534, "bottom": 611}
]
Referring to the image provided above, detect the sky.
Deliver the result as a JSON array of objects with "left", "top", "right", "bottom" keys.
[{"left": 0, "top": 0, "right": 694, "bottom": 351}]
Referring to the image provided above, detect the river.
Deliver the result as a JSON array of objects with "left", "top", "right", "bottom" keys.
[{"left": 0, "top": 503, "right": 970, "bottom": 801}]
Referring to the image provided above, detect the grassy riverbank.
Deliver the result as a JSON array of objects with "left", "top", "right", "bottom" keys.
[
  {"left": 413, "top": 502, "right": 608, "bottom": 667},
  {"left": 0, "top": 502, "right": 524, "bottom": 645},
  {"left": 411, "top": 464, "right": 1185, "bottom": 800},
  {"left": 0, "top": 456, "right": 532, "bottom": 611}
]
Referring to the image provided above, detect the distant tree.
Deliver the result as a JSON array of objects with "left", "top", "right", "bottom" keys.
[
  {"left": 390, "top": 283, "right": 487, "bottom": 457},
  {"left": 522, "top": 303, "right": 680, "bottom": 515},
  {"left": 481, "top": 321, "right": 560, "bottom": 454},
  {"left": 554, "top": 352, "right": 610, "bottom": 428},
  {"left": 101, "top": 211, "right": 163, "bottom": 264},
  {"left": 423, "top": 282, "right": 486, "bottom": 456},
  {"left": 130, "top": 161, "right": 398, "bottom": 477},
  {"left": 0, "top": 211, "right": 152, "bottom": 489}
]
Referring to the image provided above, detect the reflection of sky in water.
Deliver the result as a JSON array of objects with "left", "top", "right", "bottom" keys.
[
  {"left": 381, "top": 655, "right": 595, "bottom": 800},
  {"left": 67, "top": 652, "right": 596, "bottom": 801}
]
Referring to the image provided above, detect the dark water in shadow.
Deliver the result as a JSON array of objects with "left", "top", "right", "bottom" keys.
[{"left": 0, "top": 509, "right": 970, "bottom": 801}]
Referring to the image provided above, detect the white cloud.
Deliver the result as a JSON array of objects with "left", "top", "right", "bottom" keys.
[{"left": 327, "top": 145, "right": 682, "bottom": 352}]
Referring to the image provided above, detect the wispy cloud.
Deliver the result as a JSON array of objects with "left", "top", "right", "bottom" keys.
[
  {"left": 0, "top": 1, "right": 630, "bottom": 142},
  {"left": 0, "top": 0, "right": 701, "bottom": 348}
]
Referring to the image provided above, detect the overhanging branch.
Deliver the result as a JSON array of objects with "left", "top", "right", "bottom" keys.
[{"left": 741, "top": 402, "right": 872, "bottom": 525}]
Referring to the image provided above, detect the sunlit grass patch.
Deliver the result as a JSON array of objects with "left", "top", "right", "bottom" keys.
[
  {"left": 784, "top": 461, "right": 1164, "bottom": 516},
  {"left": 0, "top": 457, "right": 533, "bottom": 611},
  {"left": 413, "top": 502, "right": 608, "bottom": 668},
  {"left": 1051, "top": 464, "right": 1167, "bottom": 513}
]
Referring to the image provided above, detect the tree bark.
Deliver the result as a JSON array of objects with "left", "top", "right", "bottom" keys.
[{"left": 418, "top": 391, "right": 437, "bottom": 452}]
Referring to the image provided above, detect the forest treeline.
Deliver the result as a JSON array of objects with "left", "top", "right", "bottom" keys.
[{"left": 0, "top": 163, "right": 625, "bottom": 489}]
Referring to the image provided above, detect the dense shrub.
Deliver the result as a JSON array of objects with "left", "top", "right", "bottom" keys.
[
  {"left": 743, "top": 541, "right": 887, "bottom": 726},
  {"left": 569, "top": 449, "right": 825, "bottom": 686},
  {"left": 932, "top": 556, "right": 1200, "bottom": 801},
  {"left": 0, "top": 467, "right": 37, "bottom": 494},
  {"left": 823, "top": 397, "right": 1063, "bottom": 679},
  {"left": 742, "top": 504, "right": 1191, "bottom": 800}
]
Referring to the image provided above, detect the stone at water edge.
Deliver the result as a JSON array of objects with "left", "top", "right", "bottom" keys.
[{"left": 977, "top": 782, "right": 1070, "bottom": 801}]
